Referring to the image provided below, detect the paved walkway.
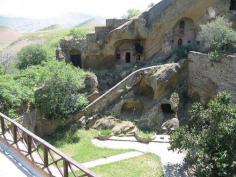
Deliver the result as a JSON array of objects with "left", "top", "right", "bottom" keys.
[
  {"left": 92, "top": 135, "right": 189, "bottom": 177},
  {"left": 82, "top": 151, "right": 143, "bottom": 168},
  {"left": 0, "top": 144, "right": 39, "bottom": 177}
]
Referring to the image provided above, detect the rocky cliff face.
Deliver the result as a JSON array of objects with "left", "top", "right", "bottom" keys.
[{"left": 188, "top": 51, "right": 236, "bottom": 104}]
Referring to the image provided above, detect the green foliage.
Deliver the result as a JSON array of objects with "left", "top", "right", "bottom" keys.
[
  {"left": 170, "top": 92, "right": 236, "bottom": 177},
  {"left": 99, "top": 129, "right": 112, "bottom": 137},
  {"left": 17, "top": 44, "right": 50, "bottom": 69},
  {"left": 68, "top": 27, "right": 89, "bottom": 39},
  {"left": 208, "top": 49, "right": 223, "bottom": 61},
  {"left": 198, "top": 17, "right": 236, "bottom": 55},
  {"left": 175, "top": 45, "right": 193, "bottom": 59},
  {"left": 1, "top": 60, "right": 91, "bottom": 119},
  {"left": 0, "top": 74, "right": 31, "bottom": 117},
  {"left": 123, "top": 9, "right": 141, "bottom": 19}
]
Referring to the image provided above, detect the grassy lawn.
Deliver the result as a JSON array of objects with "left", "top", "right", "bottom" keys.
[
  {"left": 47, "top": 129, "right": 130, "bottom": 163},
  {"left": 92, "top": 153, "right": 164, "bottom": 177}
]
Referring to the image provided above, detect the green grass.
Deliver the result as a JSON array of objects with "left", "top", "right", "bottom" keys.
[
  {"left": 135, "top": 130, "right": 156, "bottom": 139},
  {"left": 92, "top": 153, "right": 164, "bottom": 177},
  {"left": 48, "top": 129, "right": 130, "bottom": 163}
]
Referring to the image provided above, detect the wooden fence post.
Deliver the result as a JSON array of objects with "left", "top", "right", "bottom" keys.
[
  {"left": 63, "top": 160, "right": 69, "bottom": 177},
  {"left": 0, "top": 117, "right": 5, "bottom": 134},
  {"left": 44, "top": 146, "right": 48, "bottom": 168}
]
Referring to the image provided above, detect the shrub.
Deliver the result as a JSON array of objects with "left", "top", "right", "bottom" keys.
[
  {"left": 175, "top": 45, "right": 193, "bottom": 59},
  {"left": 0, "top": 74, "right": 31, "bottom": 117},
  {"left": 68, "top": 27, "right": 89, "bottom": 39},
  {"left": 170, "top": 92, "right": 236, "bottom": 177},
  {"left": 17, "top": 44, "right": 49, "bottom": 69},
  {"left": 1, "top": 60, "right": 92, "bottom": 119},
  {"left": 32, "top": 60, "right": 90, "bottom": 119},
  {"left": 123, "top": 9, "right": 141, "bottom": 19},
  {"left": 198, "top": 17, "right": 236, "bottom": 55}
]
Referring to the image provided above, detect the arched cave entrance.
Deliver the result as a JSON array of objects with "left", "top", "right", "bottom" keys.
[
  {"left": 134, "top": 80, "right": 154, "bottom": 99},
  {"left": 161, "top": 103, "right": 175, "bottom": 120},
  {"left": 120, "top": 99, "right": 144, "bottom": 118},
  {"left": 230, "top": 0, "right": 236, "bottom": 10},
  {"left": 69, "top": 49, "right": 82, "bottom": 68}
]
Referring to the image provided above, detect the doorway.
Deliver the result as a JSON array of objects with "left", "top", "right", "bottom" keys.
[
  {"left": 70, "top": 54, "right": 82, "bottom": 68},
  {"left": 125, "top": 52, "right": 131, "bottom": 63}
]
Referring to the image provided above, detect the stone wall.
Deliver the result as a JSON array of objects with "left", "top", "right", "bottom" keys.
[{"left": 188, "top": 51, "right": 236, "bottom": 104}]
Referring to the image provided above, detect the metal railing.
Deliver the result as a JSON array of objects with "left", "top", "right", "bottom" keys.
[{"left": 0, "top": 112, "right": 99, "bottom": 177}]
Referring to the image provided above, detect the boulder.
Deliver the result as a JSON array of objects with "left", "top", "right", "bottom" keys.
[
  {"left": 92, "top": 116, "right": 121, "bottom": 130},
  {"left": 111, "top": 121, "right": 138, "bottom": 136},
  {"left": 161, "top": 118, "right": 179, "bottom": 132},
  {"left": 85, "top": 74, "right": 99, "bottom": 93}
]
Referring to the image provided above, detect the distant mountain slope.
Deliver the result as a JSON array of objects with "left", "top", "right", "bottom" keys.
[
  {"left": 0, "top": 14, "right": 106, "bottom": 32},
  {"left": 39, "top": 24, "right": 63, "bottom": 31},
  {"left": 0, "top": 26, "right": 22, "bottom": 50},
  {"left": 77, "top": 17, "right": 106, "bottom": 28}
]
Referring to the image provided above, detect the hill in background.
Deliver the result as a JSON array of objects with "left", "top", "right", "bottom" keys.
[
  {"left": 0, "top": 13, "right": 106, "bottom": 33},
  {"left": 0, "top": 26, "right": 22, "bottom": 50}
]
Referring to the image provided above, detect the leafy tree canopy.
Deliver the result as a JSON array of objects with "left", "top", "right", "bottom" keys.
[
  {"left": 170, "top": 92, "right": 236, "bottom": 177},
  {"left": 123, "top": 9, "right": 141, "bottom": 19},
  {"left": 17, "top": 44, "right": 50, "bottom": 70}
]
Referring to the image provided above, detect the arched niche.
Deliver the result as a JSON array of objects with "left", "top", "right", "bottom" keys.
[
  {"left": 120, "top": 99, "right": 144, "bottom": 117},
  {"left": 114, "top": 39, "right": 144, "bottom": 64},
  {"left": 133, "top": 79, "right": 154, "bottom": 99},
  {"left": 172, "top": 17, "right": 196, "bottom": 49}
]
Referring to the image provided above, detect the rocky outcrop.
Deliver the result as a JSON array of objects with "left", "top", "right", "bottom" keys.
[{"left": 83, "top": 60, "right": 187, "bottom": 131}]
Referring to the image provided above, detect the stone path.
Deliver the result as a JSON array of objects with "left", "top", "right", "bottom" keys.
[
  {"left": 82, "top": 151, "right": 143, "bottom": 168},
  {"left": 92, "top": 135, "right": 189, "bottom": 177},
  {"left": 0, "top": 143, "right": 40, "bottom": 177}
]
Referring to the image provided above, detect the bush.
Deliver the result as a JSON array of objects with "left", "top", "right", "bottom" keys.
[
  {"left": 175, "top": 45, "right": 193, "bottom": 59},
  {"left": 123, "top": 9, "right": 141, "bottom": 19},
  {"left": 198, "top": 17, "right": 236, "bottom": 55},
  {"left": 0, "top": 74, "right": 31, "bottom": 117},
  {"left": 68, "top": 27, "right": 89, "bottom": 39},
  {"left": 17, "top": 44, "right": 49, "bottom": 69},
  {"left": 31, "top": 60, "right": 90, "bottom": 119},
  {"left": 1, "top": 60, "right": 92, "bottom": 119},
  {"left": 170, "top": 92, "right": 236, "bottom": 177}
]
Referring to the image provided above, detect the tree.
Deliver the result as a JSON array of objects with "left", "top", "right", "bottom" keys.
[
  {"left": 170, "top": 92, "right": 236, "bottom": 177},
  {"left": 17, "top": 44, "right": 49, "bottom": 69},
  {"left": 123, "top": 9, "right": 141, "bottom": 19},
  {"left": 68, "top": 27, "right": 89, "bottom": 39},
  {"left": 198, "top": 17, "right": 236, "bottom": 60}
]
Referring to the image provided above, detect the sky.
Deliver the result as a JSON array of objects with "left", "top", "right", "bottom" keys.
[{"left": 0, "top": 0, "right": 162, "bottom": 19}]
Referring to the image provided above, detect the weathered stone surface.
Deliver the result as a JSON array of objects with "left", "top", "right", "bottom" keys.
[
  {"left": 188, "top": 52, "right": 236, "bottom": 104},
  {"left": 85, "top": 74, "right": 99, "bottom": 93},
  {"left": 111, "top": 121, "right": 138, "bottom": 136},
  {"left": 161, "top": 118, "right": 180, "bottom": 131},
  {"left": 22, "top": 109, "right": 66, "bottom": 136},
  {"left": 92, "top": 116, "right": 121, "bottom": 130}
]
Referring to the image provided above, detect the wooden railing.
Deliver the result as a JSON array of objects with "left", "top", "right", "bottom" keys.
[{"left": 0, "top": 112, "right": 99, "bottom": 177}]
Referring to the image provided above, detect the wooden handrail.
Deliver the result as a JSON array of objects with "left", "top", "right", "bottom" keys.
[{"left": 0, "top": 112, "right": 99, "bottom": 177}]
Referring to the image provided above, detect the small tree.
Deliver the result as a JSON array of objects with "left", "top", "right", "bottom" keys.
[
  {"left": 17, "top": 44, "right": 49, "bottom": 70},
  {"left": 198, "top": 17, "right": 236, "bottom": 60},
  {"left": 68, "top": 27, "right": 89, "bottom": 39},
  {"left": 123, "top": 9, "right": 141, "bottom": 19},
  {"left": 170, "top": 92, "right": 236, "bottom": 177}
]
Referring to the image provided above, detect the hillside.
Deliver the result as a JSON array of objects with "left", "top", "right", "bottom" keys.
[
  {"left": 0, "top": 26, "right": 22, "bottom": 50},
  {"left": 0, "top": 14, "right": 106, "bottom": 32}
]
